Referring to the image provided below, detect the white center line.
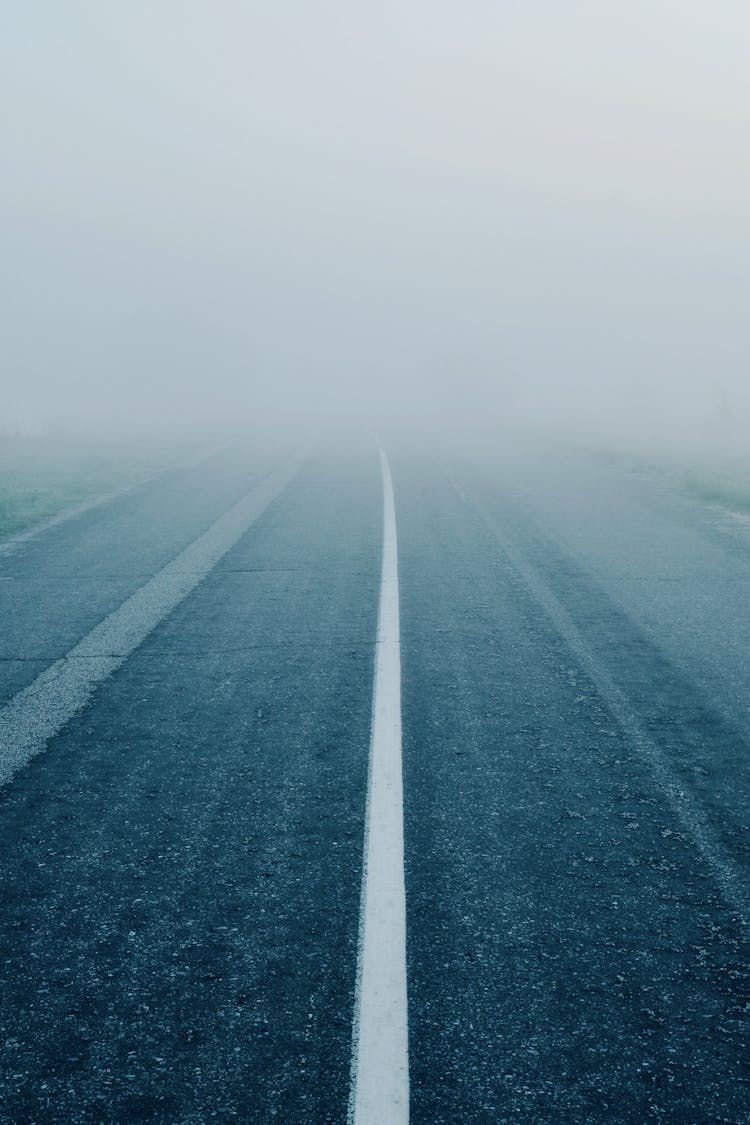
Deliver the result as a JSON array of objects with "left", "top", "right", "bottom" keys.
[{"left": 348, "top": 447, "right": 409, "bottom": 1125}]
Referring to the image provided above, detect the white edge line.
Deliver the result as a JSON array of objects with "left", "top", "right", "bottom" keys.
[
  {"left": 348, "top": 446, "right": 409, "bottom": 1125},
  {"left": 0, "top": 442, "right": 233, "bottom": 555},
  {"left": 0, "top": 449, "right": 307, "bottom": 787}
]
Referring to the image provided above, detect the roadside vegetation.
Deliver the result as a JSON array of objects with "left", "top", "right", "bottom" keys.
[
  {"left": 585, "top": 443, "right": 750, "bottom": 517},
  {"left": 675, "top": 467, "right": 750, "bottom": 514},
  {"left": 0, "top": 431, "right": 205, "bottom": 538}
]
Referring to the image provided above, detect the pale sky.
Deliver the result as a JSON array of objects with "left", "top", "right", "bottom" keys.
[{"left": 2, "top": 2, "right": 749, "bottom": 446}]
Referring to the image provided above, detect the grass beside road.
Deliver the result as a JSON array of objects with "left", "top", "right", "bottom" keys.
[
  {"left": 585, "top": 444, "right": 750, "bottom": 517},
  {"left": 0, "top": 432, "right": 206, "bottom": 539},
  {"left": 676, "top": 467, "right": 750, "bottom": 514}
]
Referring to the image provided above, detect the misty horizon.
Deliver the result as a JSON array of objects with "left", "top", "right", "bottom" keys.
[{"left": 3, "top": 3, "right": 749, "bottom": 452}]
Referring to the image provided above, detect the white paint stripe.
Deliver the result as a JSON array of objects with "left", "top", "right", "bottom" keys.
[
  {"left": 349, "top": 448, "right": 409, "bottom": 1125},
  {"left": 0, "top": 454, "right": 305, "bottom": 787},
  {"left": 0, "top": 442, "right": 231, "bottom": 557}
]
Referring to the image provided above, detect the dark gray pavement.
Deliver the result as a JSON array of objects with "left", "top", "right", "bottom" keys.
[
  {"left": 1, "top": 439, "right": 749, "bottom": 1122},
  {"left": 0, "top": 447, "right": 380, "bottom": 1122},
  {"left": 0, "top": 447, "right": 279, "bottom": 705},
  {"left": 396, "top": 450, "right": 750, "bottom": 1124}
]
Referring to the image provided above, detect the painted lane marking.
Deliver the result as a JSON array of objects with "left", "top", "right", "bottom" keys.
[
  {"left": 0, "top": 443, "right": 233, "bottom": 558},
  {"left": 0, "top": 454, "right": 305, "bottom": 787},
  {"left": 349, "top": 448, "right": 409, "bottom": 1125}
]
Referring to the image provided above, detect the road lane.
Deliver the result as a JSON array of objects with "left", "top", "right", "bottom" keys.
[
  {"left": 0, "top": 446, "right": 281, "bottom": 707},
  {"left": 396, "top": 453, "right": 750, "bottom": 1124},
  {"left": 452, "top": 471, "right": 750, "bottom": 930},
  {"left": 0, "top": 454, "right": 305, "bottom": 787},
  {"left": 457, "top": 451, "right": 750, "bottom": 889},
  {"left": 0, "top": 447, "right": 381, "bottom": 1122},
  {"left": 467, "top": 445, "right": 750, "bottom": 749},
  {"left": 2, "top": 439, "right": 750, "bottom": 1122}
]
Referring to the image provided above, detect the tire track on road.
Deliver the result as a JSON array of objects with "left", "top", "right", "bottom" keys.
[{"left": 449, "top": 471, "right": 750, "bottom": 936}]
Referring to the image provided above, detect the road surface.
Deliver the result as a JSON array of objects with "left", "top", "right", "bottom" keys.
[{"left": 0, "top": 438, "right": 748, "bottom": 1123}]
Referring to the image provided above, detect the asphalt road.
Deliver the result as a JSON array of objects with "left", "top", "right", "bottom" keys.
[{"left": 0, "top": 439, "right": 749, "bottom": 1123}]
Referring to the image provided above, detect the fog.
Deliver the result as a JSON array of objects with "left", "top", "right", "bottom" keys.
[{"left": 2, "top": 2, "right": 749, "bottom": 455}]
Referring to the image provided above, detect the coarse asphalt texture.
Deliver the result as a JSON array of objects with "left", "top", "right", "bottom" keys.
[{"left": 0, "top": 437, "right": 748, "bottom": 1123}]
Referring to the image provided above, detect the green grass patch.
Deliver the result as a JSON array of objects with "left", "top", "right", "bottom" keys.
[
  {"left": 0, "top": 432, "right": 205, "bottom": 538},
  {"left": 579, "top": 441, "right": 750, "bottom": 516},
  {"left": 677, "top": 469, "right": 750, "bottom": 514}
]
